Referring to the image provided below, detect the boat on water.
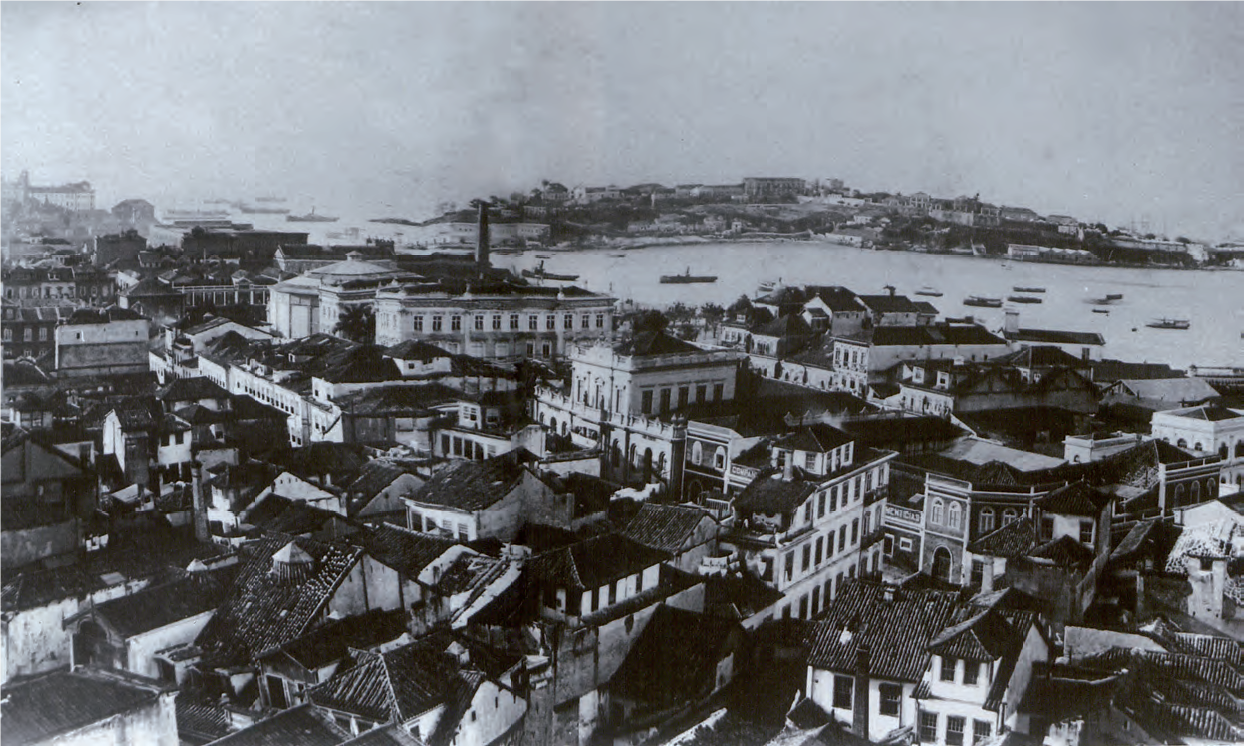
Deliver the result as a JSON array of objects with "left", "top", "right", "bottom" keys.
[
  {"left": 1092, "top": 308, "right": 1110, "bottom": 314},
  {"left": 660, "top": 267, "right": 718, "bottom": 284},
  {"left": 1086, "top": 296, "right": 1120, "bottom": 305},
  {"left": 237, "top": 203, "right": 290, "bottom": 214},
  {"left": 286, "top": 208, "right": 339, "bottom": 223},
  {"left": 1147, "top": 318, "right": 1191, "bottom": 330},
  {"left": 609, "top": 253, "right": 627, "bottom": 258},
  {"left": 1012, "top": 286, "right": 1046, "bottom": 293},
  {"left": 1007, "top": 295, "right": 1043, "bottom": 304},
  {"left": 535, "top": 253, "right": 552, "bottom": 259},
  {"left": 916, "top": 286, "right": 943, "bottom": 297},
  {"left": 521, "top": 261, "right": 579, "bottom": 282},
  {"left": 1106, "top": 293, "right": 1124, "bottom": 301},
  {"left": 964, "top": 295, "right": 1003, "bottom": 308}
]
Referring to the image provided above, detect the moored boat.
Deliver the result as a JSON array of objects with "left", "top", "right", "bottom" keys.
[
  {"left": 1007, "top": 295, "right": 1043, "bottom": 304},
  {"left": 286, "top": 208, "right": 338, "bottom": 223},
  {"left": 1147, "top": 318, "right": 1190, "bottom": 330},
  {"left": 1106, "top": 293, "right": 1124, "bottom": 301},
  {"left": 964, "top": 295, "right": 1003, "bottom": 308},
  {"left": 1092, "top": 308, "right": 1110, "bottom": 314},
  {"left": 916, "top": 286, "right": 943, "bottom": 297},
  {"left": 521, "top": 261, "right": 579, "bottom": 282},
  {"left": 1012, "top": 286, "right": 1045, "bottom": 293},
  {"left": 660, "top": 267, "right": 718, "bottom": 284},
  {"left": 237, "top": 203, "right": 290, "bottom": 214}
]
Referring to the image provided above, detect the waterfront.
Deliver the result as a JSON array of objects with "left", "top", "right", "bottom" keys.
[{"left": 495, "top": 241, "right": 1243, "bottom": 370}]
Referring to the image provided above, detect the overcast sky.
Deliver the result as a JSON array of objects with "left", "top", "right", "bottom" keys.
[{"left": 3, "top": 2, "right": 1241, "bottom": 239}]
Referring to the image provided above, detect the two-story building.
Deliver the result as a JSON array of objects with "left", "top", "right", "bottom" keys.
[{"left": 1151, "top": 405, "right": 1244, "bottom": 488}]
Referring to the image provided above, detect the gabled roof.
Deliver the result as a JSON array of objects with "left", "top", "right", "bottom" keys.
[
  {"left": 347, "top": 523, "right": 457, "bottom": 579},
  {"left": 773, "top": 423, "right": 853, "bottom": 454},
  {"left": 1010, "top": 328, "right": 1105, "bottom": 346},
  {"left": 755, "top": 313, "right": 812, "bottom": 338},
  {"left": 992, "top": 345, "right": 1088, "bottom": 369},
  {"left": 159, "top": 375, "right": 230, "bottom": 403},
  {"left": 806, "top": 579, "right": 963, "bottom": 683},
  {"left": 734, "top": 470, "right": 817, "bottom": 515},
  {"left": 1, "top": 667, "right": 175, "bottom": 745},
  {"left": 265, "top": 609, "right": 409, "bottom": 671},
  {"left": 614, "top": 330, "right": 702, "bottom": 357},
  {"left": 527, "top": 533, "right": 671, "bottom": 592},
  {"left": 1166, "top": 405, "right": 1244, "bottom": 422},
  {"left": 348, "top": 460, "right": 419, "bottom": 504},
  {"left": 967, "top": 518, "right": 1037, "bottom": 558},
  {"left": 90, "top": 571, "right": 230, "bottom": 638},
  {"left": 405, "top": 449, "right": 540, "bottom": 511},
  {"left": 856, "top": 294, "right": 924, "bottom": 314},
  {"left": 1037, "top": 481, "right": 1111, "bottom": 517},
  {"left": 1027, "top": 535, "right": 1096, "bottom": 567},
  {"left": 205, "top": 703, "right": 350, "bottom": 746},
  {"left": 383, "top": 339, "right": 452, "bottom": 362},
  {"left": 870, "top": 324, "right": 1007, "bottom": 347},
  {"left": 609, "top": 604, "right": 742, "bottom": 707},
  {"left": 622, "top": 503, "right": 715, "bottom": 555},
  {"left": 195, "top": 535, "right": 364, "bottom": 666},
  {"left": 928, "top": 608, "right": 1022, "bottom": 661},
  {"left": 308, "top": 638, "right": 466, "bottom": 724}
]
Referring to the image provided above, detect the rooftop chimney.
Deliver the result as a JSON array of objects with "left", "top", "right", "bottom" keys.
[
  {"left": 476, "top": 201, "right": 491, "bottom": 271},
  {"left": 1004, "top": 308, "right": 1020, "bottom": 336}
]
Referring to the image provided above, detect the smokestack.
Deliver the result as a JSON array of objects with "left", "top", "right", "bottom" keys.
[
  {"left": 476, "top": 201, "right": 490, "bottom": 271},
  {"left": 853, "top": 644, "right": 870, "bottom": 738}
]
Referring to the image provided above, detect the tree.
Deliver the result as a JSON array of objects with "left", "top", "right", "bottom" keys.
[
  {"left": 633, "top": 310, "right": 670, "bottom": 333},
  {"left": 335, "top": 304, "right": 375, "bottom": 343},
  {"left": 700, "top": 302, "right": 725, "bottom": 331}
]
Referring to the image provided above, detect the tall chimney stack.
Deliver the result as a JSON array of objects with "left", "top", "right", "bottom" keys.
[
  {"left": 476, "top": 200, "right": 491, "bottom": 272},
  {"left": 853, "top": 644, "right": 871, "bottom": 738}
]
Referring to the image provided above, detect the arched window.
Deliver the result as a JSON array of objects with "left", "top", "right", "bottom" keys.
[
  {"left": 1191, "top": 481, "right": 1201, "bottom": 503},
  {"left": 948, "top": 502, "right": 962, "bottom": 530},
  {"left": 691, "top": 441, "right": 703, "bottom": 466},
  {"left": 1206, "top": 478, "right": 1218, "bottom": 500},
  {"left": 980, "top": 508, "right": 995, "bottom": 533},
  {"left": 1194, "top": 442, "right": 1203, "bottom": 452},
  {"left": 1003, "top": 508, "right": 1019, "bottom": 525},
  {"left": 714, "top": 447, "right": 727, "bottom": 470},
  {"left": 1235, "top": 440, "right": 1244, "bottom": 458},
  {"left": 1177, "top": 438, "right": 1188, "bottom": 448},
  {"left": 931, "top": 498, "right": 944, "bottom": 525},
  {"left": 1174, "top": 483, "right": 1185, "bottom": 507},
  {"left": 1221, "top": 444, "right": 1230, "bottom": 460}
]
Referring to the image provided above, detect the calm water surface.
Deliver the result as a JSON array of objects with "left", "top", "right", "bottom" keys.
[{"left": 499, "top": 242, "right": 1243, "bottom": 370}]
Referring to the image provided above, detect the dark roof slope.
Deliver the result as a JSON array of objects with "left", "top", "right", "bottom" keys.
[
  {"left": 1037, "top": 481, "right": 1112, "bottom": 517},
  {"left": 614, "top": 330, "right": 702, "bottom": 357},
  {"left": 773, "top": 423, "right": 853, "bottom": 454},
  {"left": 967, "top": 518, "right": 1038, "bottom": 558},
  {"left": 266, "top": 609, "right": 409, "bottom": 670},
  {"left": 528, "top": 533, "right": 671, "bottom": 592},
  {"left": 92, "top": 571, "right": 229, "bottom": 638},
  {"left": 806, "top": 579, "right": 962, "bottom": 682},
  {"left": 1, "top": 667, "right": 175, "bottom": 745},
  {"left": 308, "top": 639, "right": 464, "bottom": 724},
  {"left": 609, "top": 604, "right": 742, "bottom": 707},
  {"left": 405, "top": 448, "right": 539, "bottom": 511},
  {"left": 623, "top": 503, "right": 715, "bottom": 555},
  {"left": 205, "top": 703, "right": 350, "bottom": 746},
  {"left": 734, "top": 470, "right": 817, "bottom": 515}
]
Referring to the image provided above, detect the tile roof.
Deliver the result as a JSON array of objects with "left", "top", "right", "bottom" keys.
[
  {"left": 349, "top": 523, "right": 457, "bottom": 579},
  {"left": 609, "top": 604, "right": 743, "bottom": 707},
  {"left": 405, "top": 448, "right": 540, "bottom": 511},
  {"left": 614, "top": 330, "right": 703, "bottom": 357},
  {"left": 1169, "top": 405, "right": 1244, "bottom": 422},
  {"left": 773, "top": 423, "right": 854, "bottom": 454},
  {"left": 927, "top": 608, "right": 1023, "bottom": 662},
  {"left": 334, "top": 383, "right": 461, "bottom": 417},
  {"left": 205, "top": 703, "right": 351, "bottom": 746},
  {"left": 176, "top": 693, "right": 234, "bottom": 743},
  {"left": 195, "top": 535, "right": 364, "bottom": 666},
  {"left": 91, "top": 571, "right": 230, "bottom": 638},
  {"left": 308, "top": 638, "right": 465, "bottom": 724},
  {"left": 1, "top": 666, "right": 175, "bottom": 745},
  {"left": 527, "top": 533, "right": 671, "bottom": 592},
  {"left": 806, "top": 580, "right": 963, "bottom": 682},
  {"left": 703, "top": 572, "right": 786, "bottom": 621},
  {"left": 160, "top": 376, "right": 230, "bottom": 403},
  {"left": 622, "top": 503, "right": 716, "bottom": 555},
  {"left": 967, "top": 518, "right": 1038, "bottom": 558},
  {"left": 384, "top": 339, "right": 453, "bottom": 362},
  {"left": 734, "top": 470, "right": 818, "bottom": 515},
  {"left": 1010, "top": 328, "right": 1105, "bottom": 346},
  {"left": 1026, "top": 535, "right": 1096, "bottom": 567},
  {"left": 1036, "top": 481, "right": 1111, "bottom": 517},
  {"left": 265, "top": 609, "right": 410, "bottom": 671},
  {"left": 339, "top": 724, "right": 426, "bottom": 746},
  {"left": 347, "top": 460, "right": 420, "bottom": 509},
  {"left": 870, "top": 324, "right": 1007, "bottom": 348},
  {"left": 856, "top": 294, "right": 925, "bottom": 314}
]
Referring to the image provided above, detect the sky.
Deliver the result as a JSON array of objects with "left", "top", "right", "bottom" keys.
[{"left": 3, "top": 2, "right": 1242, "bottom": 240}]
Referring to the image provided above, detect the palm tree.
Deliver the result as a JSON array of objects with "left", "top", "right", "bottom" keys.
[{"left": 335, "top": 304, "right": 375, "bottom": 343}]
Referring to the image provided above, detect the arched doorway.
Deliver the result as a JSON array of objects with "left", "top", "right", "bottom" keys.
[
  {"left": 643, "top": 448, "right": 653, "bottom": 483},
  {"left": 931, "top": 547, "right": 953, "bottom": 583}
]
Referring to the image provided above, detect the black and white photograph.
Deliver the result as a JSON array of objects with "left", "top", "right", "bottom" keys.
[{"left": 2, "top": 2, "right": 1242, "bottom": 745}]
